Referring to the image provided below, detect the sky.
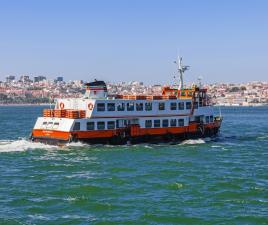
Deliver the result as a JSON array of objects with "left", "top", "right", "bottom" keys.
[{"left": 0, "top": 0, "right": 268, "bottom": 85}]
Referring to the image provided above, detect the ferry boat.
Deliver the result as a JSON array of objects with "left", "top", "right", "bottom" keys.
[{"left": 30, "top": 57, "right": 222, "bottom": 145}]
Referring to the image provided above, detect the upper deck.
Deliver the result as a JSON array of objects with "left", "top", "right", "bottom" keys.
[{"left": 49, "top": 84, "right": 211, "bottom": 120}]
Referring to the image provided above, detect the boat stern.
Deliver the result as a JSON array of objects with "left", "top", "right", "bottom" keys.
[{"left": 30, "top": 117, "right": 74, "bottom": 145}]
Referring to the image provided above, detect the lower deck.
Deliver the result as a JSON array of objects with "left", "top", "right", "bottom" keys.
[{"left": 31, "top": 119, "right": 222, "bottom": 145}]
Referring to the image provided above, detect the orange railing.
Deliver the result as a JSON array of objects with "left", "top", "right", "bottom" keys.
[
  {"left": 114, "top": 95, "right": 179, "bottom": 100},
  {"left": 66, "top": 110, "right": 86, "bottom": 119},
  {"left": 43, "top": 109, "right": 86, "bottom": 119},
  {"left": 43, "top": 109, "right": 54, "bottom": 117}
]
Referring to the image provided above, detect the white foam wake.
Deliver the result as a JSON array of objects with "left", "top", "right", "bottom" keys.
[
  {"left": 0, "top": 139, "right": 58, "bottom": 153},
  {"left": 65, "top": 141, "right": 88, "bottom": 148},
  {"left": 180, "top": 139, "right": 206, "bottom": 145}
]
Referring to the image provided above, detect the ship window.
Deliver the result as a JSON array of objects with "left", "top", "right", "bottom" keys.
[
  {"left": 145, "top": 120, "right": 152, "bottom": 128},
  {"left": 145, "top": 102, "right": 152, "bottom": 111},
  {"left": 127, "top": 102, "right": 134, "bottom": 111},
  {"left": 170, "top": 102, "right": 177, "bottom": 110},
  {"left": 107, "top": 121, "right": 115, "bottom": 129},
  {"left": 162, "top": 119, "right": 169, "bottom": 127},
  {"left": 170, "top": 119, "right": 177, "bottom": 127},
  {"left": 42, "top": 122, "right": 47, "bottom": 125},
  {"left": 97, "top": 121, "right": 105, "bottom": 130},
  {"left": 107, "top": 103, "right": 115, "bottom": 111},
  {"left": 178, "top": 119, "right": 184, "bottom": 127},
  {"left": 194, "top": 102, "right": 198, "bottom": 109},
  {"left": 47, "top": 122, "right": 53, "bottom": 128},
  {"left": 117, "top": 103, "right": 125, "bottom": 111},
  {"left": 97, "top": 103, "right": 105, "bottom": 111},
  {"left": 206, "top": 116, "right": 210, "bottom": 123},
  {"left": 154, "top": 119, "right": 161, "bottom": 128},
  {"left": 181, "top": 91, "right": 186, "bottom": 96},
  {"left": 178, "top": 102, "right": 184, "bottom": 110},
  {"left": 53, "top": 122, "right": 59, "bottom": 129},
  {"left": 210, "top": 115, "right": 214, "bottom": 123},
  {"left": 159, "top": 102, "right": 165, "bottom": 110},
  {"left": 87, "top": 122, "right": 95, "bottom": 130},
  {"left": 73, "top": 122, "right": 80, "bottom": 131},
  {"left": 136, "top": 103, "right": 143, "bottom": 111},
  {"left": 186, "top": 102, "right": 192, "bottom": 109}
]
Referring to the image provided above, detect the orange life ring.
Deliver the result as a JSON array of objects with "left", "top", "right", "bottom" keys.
[
  {"left": 88, "top": 103, "right": 94, "bottom": 110},
  {"left": 59, "top": 102, "right": 64, "bottom": 109}
]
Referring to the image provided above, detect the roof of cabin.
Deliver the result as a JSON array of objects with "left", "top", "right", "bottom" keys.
[{"left": 85, "top": 80, "right": 107, "bottom": 87}]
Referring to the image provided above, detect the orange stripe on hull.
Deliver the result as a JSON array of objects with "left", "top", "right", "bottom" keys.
[
  {"left": 204, "top": 121, "right": 221, "bottom": 129},
  {"left": 32, "top": 129, "right": 116, "bottom": 140},
  {"left": 73, "top": 130, "right": 116, "bottom": 139},
  {"left": 32, "top": 122, "right": 221, "bottom": 141},
  {"left": 131, "top": 126, "right": 194, "bottom": 136},
  {"left": 32, "top": 129, "right": 70, "bottom": 141}
]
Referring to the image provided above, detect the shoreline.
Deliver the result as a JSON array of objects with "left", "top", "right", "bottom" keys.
[
  {"left": 0, "top": 103, "right": 267, "bottom": 107},
  {"left": 214, "top": 104, "right": 268, "bottom": 107},
  {"left": 0, "top": 103, "right": 54, "bottom": 106}
]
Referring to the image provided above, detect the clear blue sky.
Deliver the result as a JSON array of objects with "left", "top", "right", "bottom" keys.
[{"left": 0, "top": 0, "right": 267, "bottom": 84}]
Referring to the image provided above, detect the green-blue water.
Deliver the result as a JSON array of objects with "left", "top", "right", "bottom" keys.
[{"left": 0, "top": 106, "right": 267, "bottom": 225}]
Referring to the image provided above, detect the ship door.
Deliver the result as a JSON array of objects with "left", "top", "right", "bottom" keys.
[
  {"left": 194, "top": 115, "right": 204, "bottom": 124},
  {"left": 116, "top": 119, "right": 127, "bottom": 128}
]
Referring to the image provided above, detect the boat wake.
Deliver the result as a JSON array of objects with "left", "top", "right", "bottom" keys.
[
  {"left": 0, "top": 137, "right": 213, "bottom": 153},
  {"left": 180, "top": 138, "right": 207, "bottom": 145},
  {"left": 0, "top": 139, "right": 58, "bottom": 153},
  {"left": 65, "top": 142, "right": 88, "bottom": 148}
]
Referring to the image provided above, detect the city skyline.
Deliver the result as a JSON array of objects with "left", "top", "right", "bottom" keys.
[
  {"left": 0, "top": 0, "right": 268, "bottom": 84},
  {"left": 1, "top": 74, "right": 267, "bottom": 86},
  {"left": 1, "top": 75, "right": 267, "bottom": 106}
]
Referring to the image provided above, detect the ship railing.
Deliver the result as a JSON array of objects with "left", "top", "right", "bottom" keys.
[
  {"left": 111, "top": 94, "right": 182, "bottom": 100},
  {"left": 43, "top": 109, "right": 86, "bottom": 119}
]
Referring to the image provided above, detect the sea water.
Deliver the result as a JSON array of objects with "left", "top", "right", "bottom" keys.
[{"left": 0, "top": 106, "right": 267, "bottom": 224}]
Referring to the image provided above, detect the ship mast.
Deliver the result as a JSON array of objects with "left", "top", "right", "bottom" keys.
[{"left": 174, "top": 56, "right": 190, "bottom": 90}]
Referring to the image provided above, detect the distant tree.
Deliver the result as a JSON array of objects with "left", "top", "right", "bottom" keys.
[
  {"left": 229, "top": 87, "right": 240, "bottom": 92},
  {"left": 0, "top": 93, "right": 8, "bottom": 101},
  {"left": 240, "top": 86, "right": 247, "bottom": 91}
]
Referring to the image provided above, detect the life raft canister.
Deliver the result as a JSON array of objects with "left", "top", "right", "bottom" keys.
[
  {"left": 59, "top": 102, "right": 65, "bottom": 109},
  {"left": 88, "top": 103, "right": 94, "bottom": 110}
]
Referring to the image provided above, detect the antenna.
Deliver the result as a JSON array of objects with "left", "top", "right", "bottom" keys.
[
  {"left": 174, "top": 56, "right": 190, "bottom": 90},
  {"left": 197, "top": 76, "right": 203, "bottom": 88}
]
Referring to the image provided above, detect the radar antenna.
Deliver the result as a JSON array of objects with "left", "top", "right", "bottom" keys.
[
  {"left": 174, "top": 56, "right": 190, "bottom": 90},
  {"left": 197, "top": 76, "right": 203, "bottom": 88}
]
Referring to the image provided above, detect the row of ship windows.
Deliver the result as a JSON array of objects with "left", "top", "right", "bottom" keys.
[
  {"left": 42, "top": 115, "right": 214, "bottom": 131},
  {"left": 145, "top": 119, "right": 185, "bottom": 128},
  {"left": 42, "top": 121, "right": 59, "bottom": 129},
  {"left": 96, "top": 102, "right": 198, "bottom": 112},
  {"left": 71, "top": 118, "right": 186, "bottom": 131},
  {"left": 206, "top": 115, "right": 214, "bottom": 123}
]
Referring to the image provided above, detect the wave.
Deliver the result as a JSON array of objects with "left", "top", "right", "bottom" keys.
[
  {"left": 0, "top": 137, "right": 212, "bottom": 152},
  {"left": 0, "top": 139, "right": 58, "bottom": 153},
  {"left": 65, "top": 142, "right": 88, "bottom": 148},
  {"left": 180, "top": 138, "right": 206, "bottom": 145},
  {"left": 257, "top": 135, "right": 268, "bottom": 140}
]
